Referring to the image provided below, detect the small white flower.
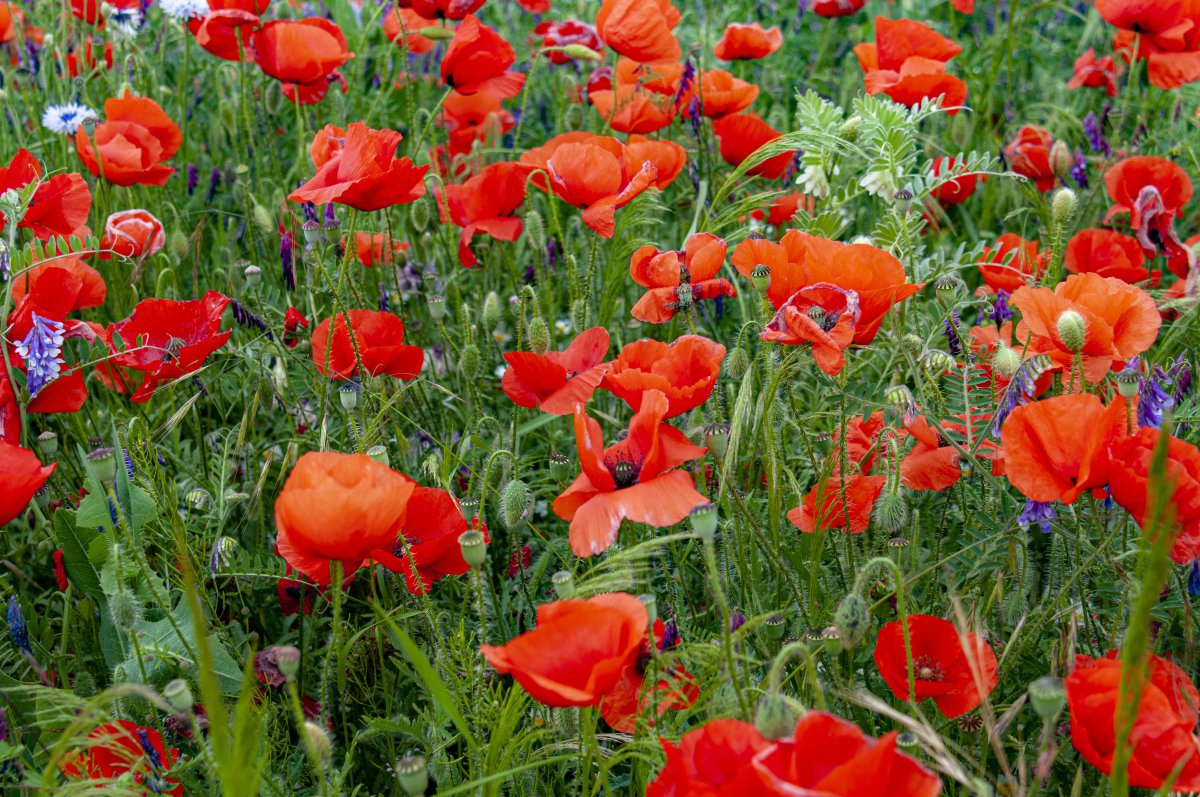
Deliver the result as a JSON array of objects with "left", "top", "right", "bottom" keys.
[
  {"left": 494, "top": 364, "right": 508, "bottom": 379},
  {"left": 159, "top": 0, "right": 208, "bottom": 20},
  {"left": 554, "top": 318, "right": 572, "bottom": 335},
  {"left": 41, "top": 103, "right": 98, "bottom": 135},
  {"left": 798, "top": 162, "right": 833, "bottom": 198},
  {"left": 859, "top": 168, "right": 898, "bottom": 201},
  {"left": 107, "top": 6, "right": 143, "bottom": 37}
]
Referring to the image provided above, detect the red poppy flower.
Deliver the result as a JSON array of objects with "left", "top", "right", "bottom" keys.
[
  {"left": 648, "top": 718, "right": 771, "bottom": 796},
  {"left": 533, "top": 19, "right": 602, "bottom": 65},
  {"left": 408, "top": 0, "right": 485, "bottom": 20},
  {"left": 99, "top": 209, "right": 165, "bottom": 259},
  {"left": 310, "top": 309, "right": 424, "bottom": 380},
  {"left": 0, "top": 149, "right": 91, "bottom": 240},
  {"left": 1099, "top": 0, "right": 1200, "bottom": 90},
  {"left": 953, "top": 0, "right": 975, "bottom": 10},
  {"left": 442, "top": 88, "right": 516, "bottom": 156},
  {"left": 439, "top": 161, "right": 527, "bottom": 267},
  {"left": 863, "top": 56, "right": 967, "bottom": 111},
  {"left": 1003, "top": 125, "right": 1057, "bottom": 192},
  {"left": 74, "top": 91, "right": 181, "bottom": 187},
  {"left": 10, "top": 258, "right": 106, "bottom": 313},
  {"left": 599, "top": 656, "right": 698, "bottom": 733},
  {"left": 0, "top": 371, "right": 17, "bottom": 443},
  {"left": 1065, "top": 651, "right": 1200, "bottom": 791},
  {"left": 761, "top": 285, "right": 860, "bottom": 376},
  {"left": 290, "top": 122, "right": 429, "bottom": 211},
  {"left": 0, "top": 3, "right": 23, "bottom": 42},
  {"left": 277, "top": 564, "right": 314, "bottom": 616},
  {"left": 1067, "top": 48, "right": 1122, "bottom": 96},
  {"left": 274, "top": 451, "right": 416, "bottom": 585},
  {"left": 62, "top": 721, "right": 182, "bottom": 797},
  {"left": 978, "top": 233, "right": 1045, "bottom": 294},
  {"left": 194, "top": 0, "right": 264, "bottom": 61},
  {"left": 384, "top": 7, "right": 439, "bottom": 55},
  {"left": 676, "top": 69, "right": 757, "bottom": 119},
  {"left": 813, "top": 0, "right": 866, "bottom": 17},
  {"left": 1104, "top": 156, "right": 1195, "bottom": 276},
  {"left": 712, "top": 112, "right": 794, "bottom": 180},
  {"left": 371, "top": 485, "right": 489, "bottom": 594},
  {"left": 602, "top": 335, "right": 726, "bottom": 419},
  {"left": 731, "top": 230, "right": 922, "bottom": 342},
  {"left": 553, "top": 389, "right": 708, "bottom": 557},
  {"left": 520, "top": 132, "right": 660, "bottom": 238},
  {"left": 1000, "top": 393, "right": 1128, "bottom": 504},
  {"left": 854, "top": 17, "right": 966, "bottom": 111},
  {"left": 751, "top": 192, "right": 815, "bottom": 227},
  {"left": 0, "top": 441, "right": 55, "bottom": 526},
  {"left": 63, "top": 38, "right": 114, "bottom": 78},
  {"left": 590, "top": 68, "right": 679, "bottom": 134},
  {"left": 625, "top": 135, "right": 687, "bottom": 190},
  {"left": 480, "top": 593, "right": 649, "bottom": 706},
  {"left": 350, "top": 232, "right": 409, "bottom": 268},
  {"left": 501, "top": 327, "right": 611, "bottom": 415},
  {"left": 789, "top": 472, "right": 887, "bottom": 534},
  {"left": 53, "top": 548, "right": 68, "bottom": 590},
  {"left": 252, "top": 18, "right": 351, "bottom": 104},
  {"left": 629, "top": 233, "right": 735, "bottom": 324},
  {"left": 1110, "top": 427, "right": 1200, "bottom": 564},
  {"left": 283, "top": 306, "right": 309, "bottom": 349},
  {"left": 874, "top": 614, "right": 999, "bottom": 718},
  {"left": 1010, "top": 273, "right": 1160, "bottom": 383},
  {"left": 900, "top": 414, "right": 999, "bottom": 491},
  {"left": 929, "top": 155, "right": 980, "bottom": 205},
  {"left": 712, "top": 22, "right": 782, "bottom": 61},
  {"left": 1065, "top": 228, "right": 1155, "bottom": 284},
  {"left": 440, "top": 15, "right": 525, "bottom": 98},
  {"left": 595, "top": 0, "right": 681, "bottom": 64}
]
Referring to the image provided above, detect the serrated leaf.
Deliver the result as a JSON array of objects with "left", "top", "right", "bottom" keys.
[{"left": 50, "top": 510, "right": 103, "bottom": 601}]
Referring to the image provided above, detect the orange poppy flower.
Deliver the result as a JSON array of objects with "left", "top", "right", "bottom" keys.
[
  {"left": 1000, "top": 393, "right": 1128, "bottom": 504},
  {"left": 501, "top": 327, "right": 611, "bottom": 415},
  {"left": 629, "top": 233, "right": 735, "bottom": 324},
  {"left": 978, "top": 233, "right": 1046, "bottom": 293},
  {"left": 1003, "top": 125, "right": 1057, "bottom": 192},
  {"left": 685, "top": 69, "right": 759, "bottom": 119},
  {"left": 443, "top": 88, "right": 516, "bottom": 156},
  {"left": 370, "top": 485, "right": 489, "bottom": 594},
  {"left": 439, "top": 161, "right": 527, "bottom": 267},
  {"left": 761, "top": 285, "right": 860, "bottom": 376},
  {"left": 813, "top": 0, "right": 865, "bottom": 17},
  {"left": 290, "top": 122, "right": 429, "bottom": 211},
  {"left": 731, "top": 230, "right": 922, "bottom": 342},
  {"left": 252, "top": 18, "right": 351, "bottom": 104},
  {"left": 874, "top": 614, "right": 998, "bottom": 718},
  {"left": 1103, "top": 156, "right": 1195, "bottom": 276},
  {"left": 1010, "top": 273, "right": 1161, "bottom": 383},
  {"left": 0, "top": 3, "right": 23, "bottom": 43},
  {"left": 349, "top": 232, "right": 409, "bottom": 267},
  {"left": 441, "top": 15, "right": 524, "bottom": 98},
  {"left": 194, "top": 0, "right": 263, "bottom": 61},
  {"left": 0, "top": 149, "right": 91, "bottom": 241},
  {"left": 953, "top": 0, "right": 975, "bottom": 10},
  {"left": 929, "top": 155, "right": 980, "bottom": 205},
  {"left": 74, "top": 92, "right": 181, "bottom": 187},
  {"left": 854, "top": 17, "right": 966, "bottom": 111},
  {"left": 274, "top": 451, "right": 416, "bottom": 584},
  {"left": 589, "top": 62, "right": 679, "bottom": 134},
  {"left": 99, "top": 209, "right": 166, "bottom": 259},
  {"left": 602, "top": 335, "right": 726, "bottom": 418},
  {"left": 480, "top": 593, "right": 649, "bottom": 706},
  {"left": 553, "top": 389, "right": 708, "bottom": 557},
  {"left": 1067, "top": 48, "right": 1122, "bottom": 96},
  {"left": 61, "top": 721, "right": 182, "bottom": 797},
  {"left": 1099, "top": 0, "right": 1200, "bottom": 90},
  {"left": 712, "top": 112, "right": 793, "bottom": 180},
  {"left": 383, "top": 7, "right": 438, "bottom": 55},
  {"left": 310, "top": 309, "right": 424, "bottom": 380},
  {"left": 712, "top": 22, "right": 782, "bottom": 61},
  {"left": 625, "top": 135, "right": 687, "bottom": 190},
  {"left": 595, "top": 0, "right": 680, "bottom": 64},
  {"left": 1066, "top": 651, "right": 1200, "bottom": 791},
  {"left": 0, "top": 441, "right": 56, "bottom": 526},
  {"left": 789, "top": 472, "right": 887, "bottom": 534},
  {"left": 1110, "top": 427, "right": 1200, "bottom": 565},
  {"left": 863, "top": 56, "right": 967, "bottom": 112},
  {"left": 1065, "top": 228, "right": 1155, "bottom": 285},
  {"left": 900, "top": 414, "right": 1000, "bottom": 491},
  {"left": 62, "top": 38, "right": 114, "bottom": 78}
]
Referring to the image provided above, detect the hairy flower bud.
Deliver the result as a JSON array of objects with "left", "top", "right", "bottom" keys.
[
  {"left": 459, "top": 344, "right": 481, "bottom": 380},
  {"left": 724, "top": 346, "right": 750, "bottom": 380},
  {"left": 500, "top": 479, "right": 532, "bottom": 530},
  {"left": 304, "top": 721, "right": 333, "bottom": 764},
  {"left": 874, "top": 491, "right": 910, "bottom": 533},
  {"left": 527, "top": 316, "right": 551, "bottom": 355},
  {"left": 409, "top": 197, "right": 431, "bottom": 232},
  {"left": 1055, "top": 309, "right": 1087, "bottom": 352},
  {"left": 482, "top": 292, "right": 501, "bottom": 332},
  {"left": 991, "top": 343, "right": 1022, "bottom": 378},
  {"left": 1051, "top": 188, "right": 1077, "bottom": 227},
  {"left": 833, "top": 593, "right": 870, "bottom": 650},
  {"left": 109, "top": 589, "right": 141, "bottom": 633},
  {"left": 755, "top": 693, "right": 800, "bottom": 740}
]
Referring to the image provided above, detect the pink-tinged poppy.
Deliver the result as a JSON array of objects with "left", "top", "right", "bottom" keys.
[
  {"left": 553, "top": 389, "right": 708, "bottom": 557},
  {"left": 0, "top": 441, "right": 56, "bottom": 526},
  {"left": 712, "top": 22, "right": 782, "bottom": 61},
  {"left": 1103, "top": 156, "right": 1195, "bottom": 278},
  {"left": 501, "top": 327, "right": 611, "bottom": 415},
  {"left": 251, "top": 18, "right": 351, "bottom": 105},
  {"left": 1067, "top": 48, "right": 1122, "bottom": 96},
  {"left": 1065, "top": 228, "right": 1155, "bottom": 285},
  {"left": 75, "top": 92, "right": 182, "bottom": 187},
  {"left": 99, "top": 209, "right": 166, "bottom": 259},
  {"left": 290, "top": 123, "right": 429, "bottom": 211},
  {"left": 602, "top": 335, "right": 726, "bottom": 419},
  {"left": 440, "top": 15, "right": 525, "bottom": 98},
  {"left": 813, "top": 0, "right": 865, "bottom": 17},
  {"left": 310, "top": 309, "right": 424, "bottom": 380},
  {"left": 439, "top": 161, "right": 527, "bottom": 268},
  {"left": 629, "top": 233, "right": 735, "bottom": 324},
  {"left": 761, "top": 285, "right": 860, "bottom": 376},
  {"left": 712, "top": 112, "right": 794, "bottom": 179},
  {"left": 1003, "top": 125, "right": 1057, "bottom": 192},
  {"left": 874, "top": 614, "right": 999, "bottom": 718},
  {"left": 533, "top": 19, "right": 603, "bottom": 65},
  {"left": 595, "top": 0, "right": 681, "bottom": 64},
  {"left": 0, "top": 149, "right": 91, "bottom": 240}
]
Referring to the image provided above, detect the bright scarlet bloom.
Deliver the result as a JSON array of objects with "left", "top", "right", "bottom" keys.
[
  {"left": 274, "top": 452, "right": 416, "bottom": 585},
  {"left": 74, "top": 92, "right": 181, "bottom": 187},
  {"left": 102, "top": 291, "right": 231, "bottom": 402},
  {"left": 712, "top": 22, "right": 782, "bottom": 61},
  {"left": 978, "top": 233, "right": 1045, "bottom": 294},
  {"left": 62, "top": 721, "right": 182, "bottom": 797},
  {"left": 440, "top": 15, "right": 525, "bottom": 98},
  {"left": 372, "top": 485, "right": 488, "bottom": 594},
  {"left": 1067, "top": 48, "right": 1122, "bottom": 96},
  {"left": 1098, "top": 0, "right": 1200, "bottom": 90},
  {"left": 598, "top": 634, "right": 697, "bottom": 732},
  {"left": 193, "top": 0, "right": 265, "bottom": 61},
  {"left": 752, "top": 192, "right": 815, "bottom": 227},
  {"left": 480, "top": 593, "right": 649, "bottom": 706},
  {"left": 595, "top": 0, "right": 681, "bottom": 64},
  {"left": 350, "top": 232, "right": 409, "bottom": 268},
  {"left": 712, "top": 112, "right": 794, "bottom": 180},
  {"left": 854, "top": 17, "right": 966, "bottom": 112},
  {"left": 252, "top": 18, "right": 351, "bottom": 104},
  {"left": 407, "top": 0, "right": 485, "bottom": 20},
  {"left": 761, "top": 285, "right": 860, "bottom": 376},
  {"left": 383, "top": 8, "right": 439, "bottom": 55},
  {"left": 929, "top": 155, "right": 980, "bottom": 205},
  {"left": 310, "top": 309, "right": 424, "bottom": 380},
  {"left": 0, "top": 149, "right": 91, "bottom": 239},
  {"left": 553, "top": 389, "right": 708, "bottom": 557},
  {"left": 1000, "top": 393, "right": 1128, "bottom": 504},
  {"left": 687, "top": 69, "right": 759, "bottom": 119},
  {"left": 502, "top": 327, "right": 611, "bottom": 415},
  {"left": 283, "top": 306, "right": 309, "bottom": 348},
  {"left": 813, "top": 0, "right": 866, "bottom": 17},
  {"left": 290, "top": 123, "right": 429, "bottom": 211},
  {"left": 1065, "top": 228, "right": 1154, "bottom": 284},
  {"left": 1104, "top": 156, "right": 1195, "bottom": 276},
  {"left": 442, "top": 88, "right": 516, "bottom": 157},
  {"left": 1010, "top": 273, "right": 1161, "bottom": 383},
  {"left": 1003, "top": 125, "right": 1057, "bottom": 192},
  {"left": 1110, "top": 427, "right": 1200, "bottom": 565},
  {"left": 901, "top": 414, "right": 999, "bottom": 491},
  {"left": 602, "top": 335, "right": 726, "bottom": 419},
  {"left": 874, "top": 614, "right": 999, "bottom": 718},
  {"left": 731, "top": 230, "right": 922, "bottom": 343},
  {"left": 648, "top": 718, "right": 771, "bottom": 796},
  {"left": 1065, "top": 651, "right": 1200, "bottom": 791},
  {"left": 589, "top": 60, "right": 679, "bottom": 134},
  {"left": 10, "top": 258, "right": 106, "bottom": 314},
  {"left": 533, "top": 19, "right": 602, "bottom": 65},
  {"left": 789, "top": 472, "right": 887, "bottom": 534},
  {"left": 629, "top": 233, "right": 735, "bottom": 324},
  {"left": 100, "top": 209, "right": 165, "bottom": 259},
  {"left": 439, "top": 161, "right": 527, "bottom": 267},
  {"left": 0, "top": 441, "right": 56, "bottom": 526}
]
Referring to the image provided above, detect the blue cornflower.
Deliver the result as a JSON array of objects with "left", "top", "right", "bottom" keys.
[{"left": 15, "top": 313, "right": 65, "bottom": 397}]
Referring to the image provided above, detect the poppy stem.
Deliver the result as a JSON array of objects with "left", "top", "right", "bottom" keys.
[{"left": 702, "top": 537, "right": 751, "bottom": 720}]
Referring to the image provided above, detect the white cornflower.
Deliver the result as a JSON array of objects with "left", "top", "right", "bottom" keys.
[
  {"left": 159, "top": 0, "right": 208, "bottom": 20},
  {"left": 41, "top": 103, "right": 98, "bottom": 135},
  {"left": 106, "top": 5, "right": 144, "bottom": 37}
]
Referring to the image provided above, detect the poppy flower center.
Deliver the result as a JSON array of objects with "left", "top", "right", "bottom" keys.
[
  {"left": 914, "top": 656, "right": 945, "bottom": 682},
  {"left": 162, "top": 337, "right": 186, "bottom": 362},
  {"left": 607, "top": 457, "right": 640, "bottom": 488}
]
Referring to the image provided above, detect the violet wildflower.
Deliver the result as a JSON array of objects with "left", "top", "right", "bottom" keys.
[
  {"left": 15, "top": 313, "right": 65, "bottom": 397},
  {"left": 944, "top": 310, "right": 962, "bottom": 357},
  {"left": 1083, "top": 111, "right": 1110, "bottom": 157},
  {"left": 280, "top": 233, "right": 295, "bottom": 291},
  {"left": 1069, "top": 148, "right": 1088, "bottom": 189},
  {"left": 230, "top": 300, "right": 271, "bottom": 335},
  {"left": 992, "top": 354, "right": 1052, "bottom": 435},
  {"left": 206, "top": 167, "right": 221, "bottom": 203},
  {"left": 7, "top": 597, "right": 30, "bottom": 655},
  {"left": 659, "top": 616, "right": 680, "bottom": 651},
  {"left": 186, "top": 164, "right": 199, "bottom": 195},
  {"left": 1018, "top": 500, "right": 1057, "bottom": 533},
  {"left": 729, "top": 609, "right": 746, "bottom": 633},
  {"left": 989, "top": 289, "right": 1013, "bottom": 325},
  {"left": 378, "top": 283, "right": 389, "bottom": 312},
  {"left": 1190, "top": 563, "right": 1200, "bottom": 597}
]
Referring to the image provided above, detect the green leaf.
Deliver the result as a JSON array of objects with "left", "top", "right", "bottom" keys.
[
  {"left": 382, "top": 617, "right": 479, "bottom": 752},
  {"left": 118, "top": 598, "right": 244, "bottom": 694},
  {"left": 50, "top": 511, "right": 103, "bottom": 601}
]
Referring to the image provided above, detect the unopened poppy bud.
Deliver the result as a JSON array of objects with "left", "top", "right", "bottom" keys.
[
  {"left": 409, "top": 197, "right": 431, "bottom": 231},
  {"left": 562, "top": 103, "right": 584, "bottom": 130},
  {"left": 163, "top": 679, "right": 194, "bottom": 714},
  {"left": 551, "top": 570, "right": 575, "bottom": 599},
  {"left": 934, "top": 275, "right": 962, "bottom": 303},
  {"left": 500, "top": 479, "right": 532, "bottom": 530},
  {"left": 1051, "top": 188, "right": 1077, "bottom": 226},
  {"left": 755, "top": 693, "right": 799, "bottom": 740},
  {"left": 549, "top": 453, "right": 573, "bottom": 482},
  {"left": 482, "top": 291, "right": 501, "bottom": 332},
  {"left": 563, "top": 43, "right": 603, "bottom": 62},
  {"left": 304, "top": 721, "right": 333, "bottom": 764},
  {"left": 570, "top": 298, "right": 588, "bottom": 335},
  {"left": 168, "top": 230, "right": 188, "bottom": 260},
  {"left": 900, "top": 333, "right": 924, "bottom": 356},
  {"left": 458, "top": 496, "right": 479, "bottom": 521},
  {"left": 36, "top": 431, "right": 57, "bottom": 456},
  {"left": 109, "top": 589, "right": 141, "bottom": 633},
  {"left": 301, "top": 220, "right": 322, "bottom": 244},
  {"left": 87, "top": 447, "right": 117, "bottom": 484},
  {"left": 838, "top": 115, "right": 862, "bottom": 143},
  {"left": 459, "top": 344, "right": 481, "bottom": 379},
  {"left": 527, "top": 316, "right": 551, "bottom": 354},
  {"left": 991, "top": 343, "right": 1022, "bottom": 378},
  {"left": 252, "top": 201, "right": 273, "bottom": 231},
  {"left": 749, "top": 264, "right": 771, "bottom": 294},
  {"left": 338, "top": 382, "right": 359, "bottom": 411},
  {"left": 637, "top": 593, "right": 657, "bottom": 627},
  {"left": 724, "top": 347, "right": 750, "bottom": 380},
  {"left": 689, "top": 503, "right": 718, "bottom": 541},
  {"left": 1114, "top": 368, "right": 1141, "bottom": 399},
  {"left": 458, "top": 530, "right": 487, "bottom": 569},
  {"left": 275, "top": 645, "right": 301, "bottom": 680},
  {"left": 833, "top": 592, "right": 870, "bottom": 650},
  {"left": 704, "top": 422, "right": 731, "bottom": 459},
  {"left": 523, "top": 209, "right": 545, "bottom": 250},
  {"left": 883, "top": 384, "right": 915, "bottom": 415},
  {"left": 417, "top": 25, "right": 455, "bottom": 40},
  {"left": 1028, "top": 676, "right": 1066, "bottom": 723},
  {"left": 1048, "top": 140, "right": 1072, "bottom": 178},
  {"left": 395, "top": 754, "right": 429, "bottom": 796},
  {"left": 1055, "top": 309, "right": 1086, "bottom": 352},
  {"left": 763, "top": 613, "right": 786, "bottom": 640},
  {"left": 873, "top": 491, "right": 909, "bottom": 533},
  {"left": 367, "top": 445, "right": 389, "bottom": 466}
]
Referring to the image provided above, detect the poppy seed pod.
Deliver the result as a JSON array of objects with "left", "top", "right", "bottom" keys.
[
  {"left": 1055, "top": 310, "right": 1087, "bottom": 352},
  {"left": 301, "top": 220, "right": 322, "bottom": 244},
  {"left": 337, "top": 382, "right": 359, "bottom": 411},
  {"left": 755, "top": 693, "right": 799, "bottom": 740},
  {"left": 36, "top": 432, "right": 57, "bottom": 456},
  {"left": 1028, "top": 676, "right": 1065, "bottom": 723},
  {"left": 704, "top": 422, "right": 731, "bottom": 459},
  {"left": 991, "top": 343, "right": 1022, "bottom": 378},
  {"left": 1051, "top": 188, "right": 1077, "bottom": 226},
  {"left": 934, "top": 275, "right": 962, "bottom": 304},
  {"left": 427, "top": 294, "right": 447, "bottom": 321},
  {"left": 689, "top": 503, "right": 719, "bottom": 541},
  {"left": 367, "top": 445, "right": 389, "bottom": 466},
  {"left": 458, "top": 496, "right": 480, "bottom": 522},
  {"left": 1113, "top": 368, "right": 1141, "bottom": 399},
  {"left": 304, "top": 721, "right": 333, "bottom": 764},
  {"left": 162, "top": 679, "right": 194, "bottom": 714},
  {"left": 833, "top": 592, "right": 870, "bottom": 649},
  {"left": 763, "top": 613, "right": 786, "bottom": 640},
  {"left": 550, "top": 569, "right": 575, "bottom": 599},
  {"left": 500, "top": 479, "right": 532, "bottom": 530},
  {"left": 458, "top": 530, "right": 487, "bottom": 569},
  {"left": 527, "top": 316, "right": 551, "bottom": 355},
  {"left": 87, "top": 447, "right": 117, "bottom": 484},
  {"left": 749, "top": 264, "right": 771, "bottom": 294},
  {"left": 549, "top": 453, "right": 573, "bottom": 482},
  {"left": 395, "top": 754, "right": 429, "bottom": 796}
]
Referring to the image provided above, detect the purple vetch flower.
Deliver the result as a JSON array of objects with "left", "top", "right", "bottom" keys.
[
  {"left": 1069, "top": 148, "right": 1088, "bottom": 189},
  {"left": 989, "top": 289, "right": 1013, "bottom": 325},
  {"left": 301, "top": 201, "right": 319, "bottom": 224},
  {"left": 1190, "top": 562, "right": 1200, "bottom": 597},
  {"left": 944, "top": 310, "right": 962, "bottom": 356},
  {"left": 15, "top": 313, "right": 65, "bottom": 397},
  {"left": 323, "top": 203, "right": 337, "bottom": 225},
  {"left": 672, "top": 60, "right": 696, "bottom": 106},
  {"left": 992, "top": 354, "right": 1052, "bottom": 436},
  {"left": 729, "top": 609, "right": 746, "bottom": 633},
  {"left": 1135, "top": 356, "right": 1191, "bottom": 430},
  {"left": 685, "top": 96, "right": 703, "bottom": 141},
  {"left": 206, "top": 167, "right": 222, "bottom": 203},
  {"left": 1018, "top": 499, "right": 1057, "bottom": 533},
  {"left": 378, "top": 283, "right": 390, "bottom": 312},
  {"left": 230, "top": 299, "right": 271, "bottom": 335},
  {"left": 280, "top": 233, "right": 296, "bottom": 291},
  {"left": 7, "top": 597, "right": 30, "bottom": 654},
  {"left": 186, "top": 164, "right": 199, "bottom": 195},
  {"left": 1083, "top": 111, "right": 1111, "bottom": 157},
  {"left": 659, "top": 616, "right": 680, "bottom": 651}
]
